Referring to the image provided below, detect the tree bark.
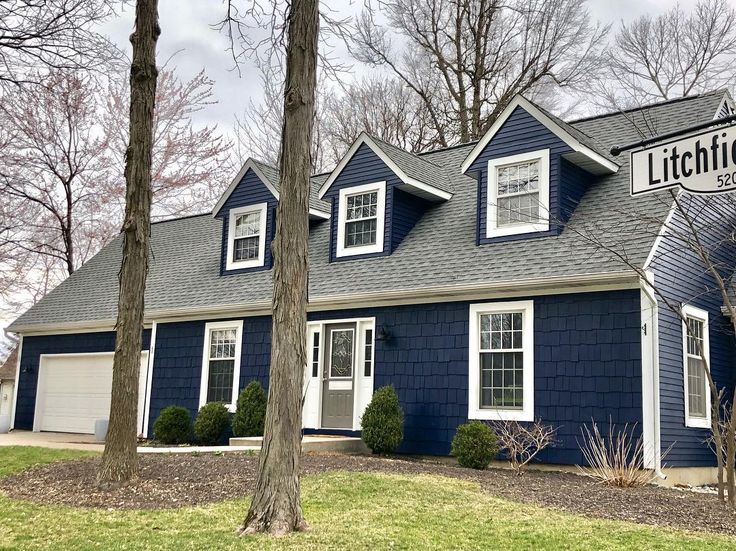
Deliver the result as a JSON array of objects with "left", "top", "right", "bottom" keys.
[
  {"left": 97, "top": 0, "right": 159, "bottom": 489},
  {"left": 238, "top": 0, "right": 318, "bottom": 537}
]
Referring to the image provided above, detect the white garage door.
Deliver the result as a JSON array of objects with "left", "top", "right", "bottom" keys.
[{"left": 34, "top": 352, "right": 149, "bottom": 435}]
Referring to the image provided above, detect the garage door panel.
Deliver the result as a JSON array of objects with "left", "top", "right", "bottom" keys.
[{"left": 35, "top": 353, "right": 148, "bottom": 435}]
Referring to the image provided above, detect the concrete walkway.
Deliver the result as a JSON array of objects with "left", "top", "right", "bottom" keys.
[
  {"left": 0, "top": 431, "right": 261, "bottom": 454},
  {"left": 0, "top": 431, "right": 359, "bottom": 454},
  {"left": 0, "top": 431, "right": 103, "bottom": 452}
]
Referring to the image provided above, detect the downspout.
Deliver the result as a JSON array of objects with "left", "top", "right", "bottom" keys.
[{"left": 641, "top": 277, "right": 666, "bottom": 479}]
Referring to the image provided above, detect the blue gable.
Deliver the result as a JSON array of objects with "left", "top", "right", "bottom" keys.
[
  {"left": 467, "top": 106, "right": 594, "bottom": 244},
  {"left": 323, "top": 143, "right": 433, "bottom": 261},
  {"left": 215, "top": 168, "right": 278, "bottom": 274}
]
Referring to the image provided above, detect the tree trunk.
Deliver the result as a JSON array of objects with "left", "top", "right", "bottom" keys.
[
  {"left": 97, "top": 0, "right": 159, "bottom": 489},
  {"left": 712, "top": 396, "right": 725, "bottom": 502},
  {"left": 239, "top": 0, "right": 318, "bottom": 537}
]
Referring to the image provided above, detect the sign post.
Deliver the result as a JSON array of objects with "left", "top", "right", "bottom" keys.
[{"left": 630, "top": 124, "right": 736, "bottom": 196}]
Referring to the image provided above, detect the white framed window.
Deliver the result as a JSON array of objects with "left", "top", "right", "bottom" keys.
[
  {"left": 682, "top": 304, "right": 711, "bottom": 429},
  {"left": 336, "top": 181, "right": 386, "bottom": 258},
  {"left": 199, "top": 320, "right": 243, "bottom": 412},
  {"left": 487, "top": 150, "right": 550, "bottom": 238},
  {"left": 469, "top": 301, "right": 534, "bottom": 421},
  {"left": 226, "top": 203, "right": 268, "bottom": 270}
]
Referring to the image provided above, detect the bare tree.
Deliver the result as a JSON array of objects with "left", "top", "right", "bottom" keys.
[
  {"left": 0, "top": 0, "right": 119, "bottom": 87},
  {"left": 352, "top": 0, "right": 608, "bottom": 145},
  {"left": 596, "top": 0, "right": 736, "bottom": 109},
  {"left": 322, "top": 76, "right": 442, "bottom": 163},
  {"left": 97, "top": 0, "right": 159, "bottom": 488},
  {"left": 0, "top": 70, "right": 110, "bottom": 278},
  {"left": 233, "top": 57, "right": 330, "bottom": 172},
  {"left": 0, "top": 65, "right": 232, "bottom": 327},
  {"left": 102, "top": 66, "right": 233, "bottom": 217}
]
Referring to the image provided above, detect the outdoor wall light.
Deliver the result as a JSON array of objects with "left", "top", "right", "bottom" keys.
[{"left": 375, "top": 325, "right": 391, "bottom": 341}]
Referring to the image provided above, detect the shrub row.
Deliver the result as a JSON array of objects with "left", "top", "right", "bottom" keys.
[{"left": 153, "top": 380, "right": 267, "bottom": 445}]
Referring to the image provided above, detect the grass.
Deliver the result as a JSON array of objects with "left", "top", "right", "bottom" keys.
[{"left": 0, "top": 447, "right": 733, "bottom": 550}]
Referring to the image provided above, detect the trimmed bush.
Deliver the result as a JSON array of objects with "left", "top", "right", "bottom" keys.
[
  {"left": 361, "top": 385, "right": 404, "bottom": 454},
  {"left": 153, "top": 405, "right": 192, "bottom": 445},
  {"left": 232, "top": 381, "right": 267, "bottom": 437},
  {"left": 194, "top": 402, "right": 231, "bottom": 445},
  {"left": 451, "top": 421, "right": 499, "bottom": 470}
]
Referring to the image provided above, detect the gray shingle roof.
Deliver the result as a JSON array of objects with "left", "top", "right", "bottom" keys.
[
  {"left": 368, "top": 135, "right": 453, "bottom": 194},
  {"left": 0, "top": 347, "right": 16, "bottom": 380},
  {"left": 533, "top": 102, "right": 615, "bottom": 163},
  {"left": 250, "top": 159, "right": 331, "bottom": 215},
  {"left": 8, "top": 91, "right": 728, "bottom": 331}
]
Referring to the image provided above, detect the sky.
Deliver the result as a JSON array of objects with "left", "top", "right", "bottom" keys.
[
  {"left": 0, "top": 0, "right": 713, "bottom": 341},
  {"left": 97, "top": 0, "right": 706, "bottom": 137}
]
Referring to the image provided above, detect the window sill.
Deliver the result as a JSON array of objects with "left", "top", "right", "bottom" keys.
[
  {"left": 225, "top": 259, "right": 265, "bottom": 271},
  {"left": 469, "top": 407, "right": 533, "bottom": 422},
  {"left": 335, "top": 244, "right": 383, "bottom": 258},
  {"left": 486, "top": 222, "right": 550, "bottom": 239},
  {"left": 685, "top": 416, "right": 710, "bottom": 429}
]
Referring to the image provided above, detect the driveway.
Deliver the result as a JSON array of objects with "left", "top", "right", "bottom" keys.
[{"left": 0, "top": 431, "right": 102, "bottom": 452}]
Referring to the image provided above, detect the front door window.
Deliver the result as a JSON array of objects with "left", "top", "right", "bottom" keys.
[{"left": 329, "top": 329, "right": 354, "bottom": 378}]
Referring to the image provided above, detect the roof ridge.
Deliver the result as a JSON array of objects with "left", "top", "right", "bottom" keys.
[
  {"left": 368, "top": 133, "right": 446, "bottom": 169},
  {"left": 152, "top": 212, "right": 211, "bottom": 225},
  {"left": 568, "top": 89, "right": 728, "bottom": 124}
]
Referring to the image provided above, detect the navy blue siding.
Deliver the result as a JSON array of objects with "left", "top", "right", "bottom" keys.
[
  {"left": 391, "top": 188, "right": 432, "bottom": 252},
  {"left": 143, "top": 290, "right": 642, "bottom": 462},
  {"left": 467, "top": 106, "right": 593, "bottom": 243},
  {"left": 15, "top": 329, "right": 151, "bottom": 430},
  {"left": 324, "top": 143, "right": 432, "bottom": 261},
  {"left": 147, "top": 317, "right": 271, "bottom": 435},
  {"left": 650, "top": 195, "right": 736, "bottom": 467},
  {"left": 216, "top": 168, "right": 278, "bottom": 274},
  {"left": 558, "top": 158, "right": 593, "bottom": 226}
]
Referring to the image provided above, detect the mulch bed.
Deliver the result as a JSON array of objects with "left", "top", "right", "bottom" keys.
[{"left": 2, "top": 452, "right": 735, "bottom": 536}]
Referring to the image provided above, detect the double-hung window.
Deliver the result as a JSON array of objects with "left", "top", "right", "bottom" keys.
[
  {"left": 469, "top": 301, "right": 534, "bottom": 421},
  {"left": 682, "top": 305, "right": 710, "bottom": 428},
  {"left": 336, "top": 182, "right": 386, "bottom": 258},
  {"left": 487, "top": 150, "right": 550, "bottom": 238},
  {"left": 226, "top": 203, "right": 268, "bottom": 270},
  {"left": 200, "top": 321, "right": 243, "bottom": 412}
]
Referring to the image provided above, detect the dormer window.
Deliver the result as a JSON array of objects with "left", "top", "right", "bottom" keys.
[
  {"left": 487, "top": 150, "right": 550, "bottom": 238},
  {"left": 226, "top": 203, "right": 267, "bottom": 270},
  {"left": 336, "top": 182, "right": 386, "bottom": 258}
]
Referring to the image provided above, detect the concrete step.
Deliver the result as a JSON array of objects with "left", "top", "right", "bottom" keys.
[{"left": 229, "top": 434, "right": 369, "bottom": 454}]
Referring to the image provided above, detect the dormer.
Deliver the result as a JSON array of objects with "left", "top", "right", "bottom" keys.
[
  {"left": 213, "top": 158, "right": 330, "bottom": 274},
  {"left": 461, "top": 96, "right": 618, "bottom": 244},
  {"left": 318, "top": 133, "right": 452, "bottom": 261}
]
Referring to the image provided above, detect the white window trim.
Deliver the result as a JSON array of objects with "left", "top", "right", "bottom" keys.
[
  {"left": 225, "top": 203, "right": 268, "bottom": 271},
  {"left": 682, "top": 304, "right": 711, "bottom": 429},
  {"left": 469, "top": 300, "right": 534, "bottom": 421},
  {"left": 486, "top": 149, "right": 550, "bottom": 238},
  {"left": 199, "top": 320, "right": 243, "bottom": 412},
  {"left": 336, "top": 181, "right": 386, "bottom": 258}
]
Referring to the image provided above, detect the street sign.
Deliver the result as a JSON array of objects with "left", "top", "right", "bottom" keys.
[{"left": 630, "top": 124, "right": 736, "bottom": 195}]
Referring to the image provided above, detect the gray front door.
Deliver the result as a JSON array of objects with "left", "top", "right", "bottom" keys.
[{"left": 321, "top": 323, "right": 356, "bottom": 428}]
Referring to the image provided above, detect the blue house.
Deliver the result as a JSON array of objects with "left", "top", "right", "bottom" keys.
[{"left": 8, "top": 90, "right": 736, "bottom": 484}]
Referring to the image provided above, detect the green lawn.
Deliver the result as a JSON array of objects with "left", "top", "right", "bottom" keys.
[{"left": 0, "top": 447, "right": 733, "bottom": 550}]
